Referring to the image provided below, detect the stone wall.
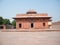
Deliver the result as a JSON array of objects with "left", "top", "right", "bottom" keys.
[{"left": 16, "top": 18, "right": 49, "bottom": 29}]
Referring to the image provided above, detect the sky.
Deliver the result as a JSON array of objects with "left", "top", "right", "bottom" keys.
[{"left": 0, "top": 0, "right": 60, "bottom": 22}]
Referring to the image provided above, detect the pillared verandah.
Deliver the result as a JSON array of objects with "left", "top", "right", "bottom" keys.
[{"left": 13, "top": 10, "right": 52, "bottom": 29}]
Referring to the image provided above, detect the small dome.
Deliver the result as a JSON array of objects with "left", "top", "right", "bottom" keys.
[{"left": 26, "top": 10, "right": 37, "bottom": 14}]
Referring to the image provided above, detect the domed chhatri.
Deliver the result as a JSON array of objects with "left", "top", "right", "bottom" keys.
[
  {"left": 13, "top": 10, "right": 52, "bottom": 29},
  {"left": 26, "top": 10, "right": 37, "bottom": 14}
]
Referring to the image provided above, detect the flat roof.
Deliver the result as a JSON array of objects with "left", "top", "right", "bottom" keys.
[{"left": 13, "top": 14, "right": 51, "bottom": 19}]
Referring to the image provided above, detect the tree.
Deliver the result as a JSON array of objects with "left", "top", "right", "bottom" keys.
[
  {"left": 11, "top": 20, "right": 16, "bottom": 28},
  {"left": 0, "top": 16, "right": 3, "bottom": 25},
  {"left": 2, "top": 19, "right": 11, "bottom": 25}
]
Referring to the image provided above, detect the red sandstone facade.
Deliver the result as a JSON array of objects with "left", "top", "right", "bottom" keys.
[{"left": 13, "top": 10, "right": 52, "bottom": 29}]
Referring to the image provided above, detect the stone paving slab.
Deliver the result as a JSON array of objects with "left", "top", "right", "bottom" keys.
[{"left": 0, "top": 32, "right": 60, "bottom": 45}]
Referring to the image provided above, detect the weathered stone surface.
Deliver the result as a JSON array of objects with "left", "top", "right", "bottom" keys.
[{"left": 0, "top": 32, "right": 60, "bottom": 45}]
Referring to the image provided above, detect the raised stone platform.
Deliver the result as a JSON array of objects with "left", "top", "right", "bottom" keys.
[{"left": 0, "top": 29, "right": 60, "bottom": 32}]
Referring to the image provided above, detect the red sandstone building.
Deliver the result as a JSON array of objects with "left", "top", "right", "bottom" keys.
[{"left": 13, "top": 10, "right": 52, "bottom": 29}]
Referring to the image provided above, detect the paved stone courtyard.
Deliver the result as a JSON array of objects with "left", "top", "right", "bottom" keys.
[{"left": 0, "top": 31, "right": 60, "bottom": 45}]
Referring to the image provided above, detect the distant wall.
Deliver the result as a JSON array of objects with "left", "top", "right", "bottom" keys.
[
  {"left": 52, "top": 25, "right": 60, "bottom": 29},
  {"left": 0, "top": 25, "right": 14, "bottom": 29}
]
